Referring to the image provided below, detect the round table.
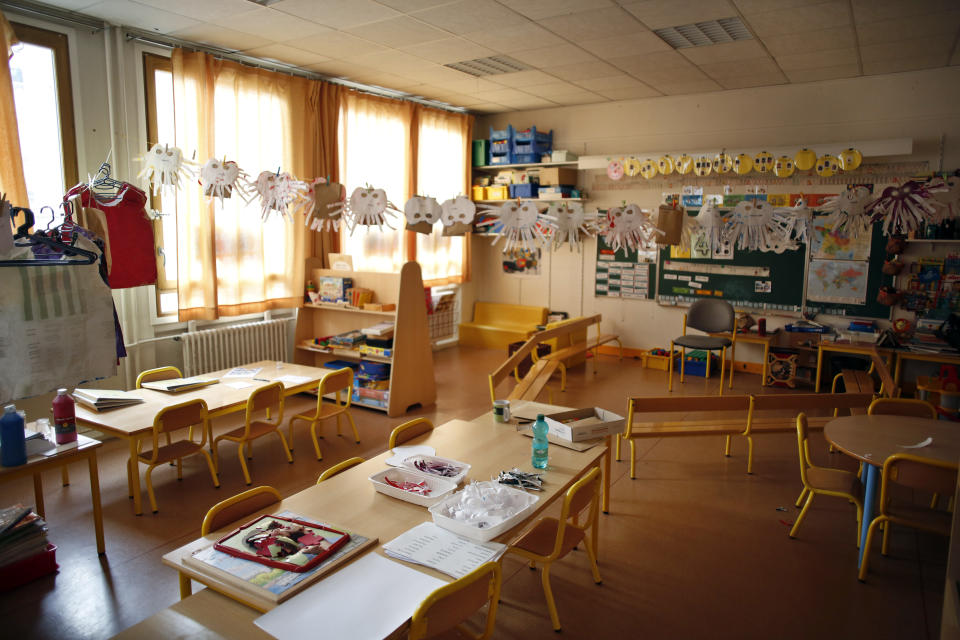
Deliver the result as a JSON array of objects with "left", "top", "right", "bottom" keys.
[{"left": 824, "top": 414, "right": 960, "bottom": 567}]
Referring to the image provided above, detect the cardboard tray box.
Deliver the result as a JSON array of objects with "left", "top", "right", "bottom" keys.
[
  {"left": 544, "top": 407, "right": 624, "bottom": 443},
  {"left": 538, "top": 167, "right": 578, "bottom": 186}
]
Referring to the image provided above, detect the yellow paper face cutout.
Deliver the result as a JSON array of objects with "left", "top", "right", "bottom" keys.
[
  {"left": 712, "top": 153, "right": 733, "bottom": 174},
  {"left": 693, "top": 156, "right": 712, "bottom": 177},
  {"left": 794, "top": 148, "right": 816, "bottom": 171},
  {"left": 676, "top": 154, "right": 694, "bottom": 174},
  {"left": 773, "top": 155, "right": 795, "bottom": 178},
  {"left": 733, "top": 153, "right": 753, "bottom": 175},
  {"left": 640, "top": 159, "right": 658, "bottom": 179},
  {"left": 623, "top": 156, "right": 642, "bottom": 177},
  {"left": 753, "top": 151, "right": 773, "bottom": 173},
  {"left": 838, "top": 148, "right": 862, "bottom": 171},
  {"left": 657, "top": 155, "right": 674, "bottom": 175},
  {"left": 815, "top": 154, "right": 838, "bottom": 177}
]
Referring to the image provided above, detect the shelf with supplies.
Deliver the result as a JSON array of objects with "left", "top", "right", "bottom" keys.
[
  {"left": 473, "top": 198, "right": 585, "bottom": 205},
  {"left": 294, "top": 261, "right": 436, "bottom": 417},
  {"left": 904, "top": 239, "right": 960, "bottom": 244},
  {"left": 473, "top": 160, "right": 578, "bottom": 172}
]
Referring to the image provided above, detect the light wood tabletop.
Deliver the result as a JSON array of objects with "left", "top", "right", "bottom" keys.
[
  {"left": 824, "top": 414, "right": 960, "bottom": 467},
  {"left": 111, "top": 588, "right": 267, "bottom": 640}
]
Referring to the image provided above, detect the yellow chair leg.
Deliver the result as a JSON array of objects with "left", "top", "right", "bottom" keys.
[
  {"left": 277, "top": 430, "right": 294, "bottom": 463},
  {"left": 789, "top": 492, "right": 814, "bottom": 538},
  {"left": 145, "top": 464, "right": 159, "bottom": 514},
  {"left": 668, "top": 341, "right": 675, "bottom": 392},
  {"left": 335, "top": 413, "right": 342, "bottom": 436},
  {"left": 560, "top": 363, "right": 567, "bottom": 390},
  {"left": 201, "top": 449, "right": 220, "bottom": 488},
  {"left": 238, "top": 443, "right": 252, "bottom": 486},
  {"left": 344, "top": 410, "right": 360, "bottom": 444},
  {"left": 859, "top": 517, "right": 885, "bottom": 581},
  {"left": 718, "top": 346, "right": 726, "bottom": 397},
  {"left": 680, "top": 346, "right": 686, "bottom": 383},
  {"left": 615, "top": 434, "right": 621, "bottom": 461},
  {"left": 795, "top": 487, "right": 808, "bottom": 508},
  {"left": 540, "top": 564, "right": 561, "bottom": 632},
  {"left": 582, "top": 536, "right": 602, "bottom": 585},
  {"left": 61, "top": 466, "right": 69, "bottom": 486},
  {"left": 629, "top": 440, "right": 637, "bottom": 479},
  {"left": 724, "top": 435, "right": 732, "bottom": 457},
  {"left": 931, "top": 493, "right": 940, "bottom": 509},
  {"left": 311, "top": 420, "right": 325, "bottom": 461},
  {"left": 881, "top": 521, "right": 891, "bottom": 556},
  {"left": 176, "top": 457, "right": 183, "bottom": 480},
  {"left": 179, "top": 572, "right": 193, "bottom": 599},
  {"left": 854, "top": 502, "right": 863, "bottom": 549},
  {"left": 746, "top": 435, "right": 755, "bottom": 474}
]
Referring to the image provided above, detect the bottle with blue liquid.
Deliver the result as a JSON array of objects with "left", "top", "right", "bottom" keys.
[
  {"left": 1, "top": 404, "right": 26, "bottom": 467},
  {"left": 531, "top": 413, "right": 549, "bottom": 470}
]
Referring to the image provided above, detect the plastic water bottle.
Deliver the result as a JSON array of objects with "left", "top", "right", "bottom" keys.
[
  {"left": 53, "top": 388, "right": 77, "bottom": 444},
  {"left": 1, "top": 404, "right": 26, "bottom": 466},
  {"left": 531, "top": 413, "right": 549, "bottom": 470}
]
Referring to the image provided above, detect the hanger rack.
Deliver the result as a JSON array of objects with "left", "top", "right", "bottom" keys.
[{"left": 1, "top": 207, "right": 98, "bottom": 267}]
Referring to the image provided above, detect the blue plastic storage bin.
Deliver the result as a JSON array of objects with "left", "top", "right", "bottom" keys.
[
  {"left": 512, "top": 126, "right": 552, "bottom": 160},
  {"left": 509, "top": 183, "right": 538, "bottom": 198},
  {"left": 489, "top": 124, "right": 515, "bottom": 141},
  {"left": 674, "top": 351, "right": 720, "bottom": 377}
]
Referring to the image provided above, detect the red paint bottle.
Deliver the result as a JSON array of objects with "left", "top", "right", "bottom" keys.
[
  {"left": 52, "top": 388, "right": 77, "bottom": 444},
  {"left": 757, "top": 318, "right": 767, "bottom": 336}
]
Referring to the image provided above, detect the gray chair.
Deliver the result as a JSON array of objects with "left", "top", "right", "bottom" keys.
[{"left": 668, "top": 299, "right": 735, "bottom": 395}]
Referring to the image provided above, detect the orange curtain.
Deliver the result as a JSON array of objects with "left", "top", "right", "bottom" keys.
[{"left": 0, "top": 10, "right": 27, "bottom": 208}]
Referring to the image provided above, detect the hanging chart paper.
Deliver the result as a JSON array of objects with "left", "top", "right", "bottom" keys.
[{"left": 806, "top": 259, "right": 869, "bottom": 304}]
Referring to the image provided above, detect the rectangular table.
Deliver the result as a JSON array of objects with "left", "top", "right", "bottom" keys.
[
  {"left": 893, "top": 350, "right": 960, "bottom": 389},
  {"left": 75, "top": 361, "right": 332, "bottom": 515},
  {"left": 0, "top": 433, "right": 104, "bottom": 554},
  {"left": 160, "top": 413, "right": 607, "bottom": 629},
  {"left": 814, "top": 341, "right": 894, "bottom": 393}
]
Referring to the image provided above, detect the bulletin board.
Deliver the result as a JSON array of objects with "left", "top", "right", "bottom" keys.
[{"left": 595, "top": 236, "right": 655, "bottom": 299}]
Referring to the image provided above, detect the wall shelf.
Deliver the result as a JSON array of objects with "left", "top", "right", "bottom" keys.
[
  {"left": 473, "top": 198, "right": 584, "bottom": 204},
  {"left": 303, "top": 303, "right": 396, "bottom": 316},
  {"left": 905, "top": 239, "right": 960, "bottom": 244},
  {"left": 473, "top": 161, "right": 578, "bottom": 171}
]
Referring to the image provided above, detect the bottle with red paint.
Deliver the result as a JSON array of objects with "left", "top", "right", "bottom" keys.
[{"left": 52, "top": 388, "right": 77, "bottom": 444}]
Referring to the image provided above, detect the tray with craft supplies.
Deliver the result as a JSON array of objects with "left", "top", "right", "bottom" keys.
[
  {"left": 429, "top": 481, "right": 540, "bottom": 542},
  {"left": 369, "top": 468, "right": 457, "bottom": 507},
  {"left": 400, "top": 454, "right": 471, "bottom": 485},
  {"left": 213, "top": 514, "right": 350, "bottom": 572}
]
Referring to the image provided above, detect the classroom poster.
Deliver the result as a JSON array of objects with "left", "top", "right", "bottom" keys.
[
  {"left": 806, "top": 258, "right": 868, "bottom": 304},
  {"left": 595, "top": 236, "right": 653, "bottom": 299}
]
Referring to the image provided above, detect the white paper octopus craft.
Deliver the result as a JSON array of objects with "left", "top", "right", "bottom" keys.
[
  {"left": 690, "top": 200, "right": 726, "bottom": 254},
  {"left": 929, "top": 174, "right": 960, "bottom": 222},
  {"left": 602, "top": 204, "right": 662, "bottom": 254},
  {"left": 440, "top": 196, "right": 476, "bottom": 237},
  {"left": 774, "top": 197, "right": 814, "bottom": 244},
  {"left": 867, "top": 180, "right": 939, "bottom": 235},
  {"left": 725, "top": 199, "right": 794, "bottom": 253},
  {"left": 820, "top": 186, "right": 873, "bottom": 236},
  {"left": 254, "top": 170, "right": 309, "bottom": 222},
  {"left": 404, "top": 196, "right": 442, "bottom": 234},
  {"left": 136, "top": 143, "right": 196, "bottom": 195},
  {"left": 330, "top": 186, "right": 400, "bottom": 233},
  {"left": 477, "top": 200, "right": 556, "bottom": 251},
  {"left": 305, "top": 179, "right": 346, "bottom": 232},
  {"left": 548, "top": 201, "right": 597, "bottom": 251},
  {"left": 200, "top": 158, "right": 249, "bottom": 205}
]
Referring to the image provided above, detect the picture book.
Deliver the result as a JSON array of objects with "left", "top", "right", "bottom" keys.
[{"left": 140, "top": 376, "right": 218, "bottom": 393}]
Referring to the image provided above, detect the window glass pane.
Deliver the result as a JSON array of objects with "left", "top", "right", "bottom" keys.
[
  {"left": 416, "top": 114, "right": 466, "bottom": 281},
  {"left": 10, "top": 41, "right": 64, "bottom": 226},
  {"left": 153, "top": 68, "right": 178, "bottom": 285}
]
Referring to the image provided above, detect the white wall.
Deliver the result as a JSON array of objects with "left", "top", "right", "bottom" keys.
[{"left": 470, "top": 67, "right": 960, "bottom": 362}]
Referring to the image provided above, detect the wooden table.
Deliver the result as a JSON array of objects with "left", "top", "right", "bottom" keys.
[
  {"left": 824, "top": 414, "right": 960, "bottom": 567},
  {"left": 893, "top": 350, "right": 960, "bottom": 389},
  {"left": 160, "top": 412, "right": 607, "bottom": 627},
  {"left": 0, "top": 433, "right": 104, "bottom": 554},
  {"left": 814, "top": 341, "right": 894, "bottom": 393},
  {"left": 711, "top": 331, "right": 776, "bottom": 388},
  {"left": 75, "top": 361, "right": 332, "bottom": 516}
]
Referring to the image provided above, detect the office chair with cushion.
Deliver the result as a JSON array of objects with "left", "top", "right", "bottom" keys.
[
  {"left": 668, "top": 298, "right": 735, "bottom": 395},
  {"left": 317, "top": 456, "right": 365, "bottom": 483},
  {"left": 288, "top": 367, "right": 360, "bottom": 461},
  {"left": 868, "top": 398, "right": 937, "bottom": 418},
  {"left": 388, "top": 418, "right": 434, "bottom": 449},
  {"left": 791, "top": 414, "right": 863, "bottom": 545},
  {"left": 859, "top": 453, "right": 957, "bottom": 581},
  {"left": 408, "top": 561, "right": 501, "bottom": 640},
  {"left": 213, "top": 382, "right": 293, "bottom": 486},
  {"left": 507, "top": 467, "right": 602, "bottom": 631}
]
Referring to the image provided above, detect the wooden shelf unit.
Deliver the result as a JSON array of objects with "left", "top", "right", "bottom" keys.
[{"left": 294, "top": 260, "right": 436, "bottom": 417}]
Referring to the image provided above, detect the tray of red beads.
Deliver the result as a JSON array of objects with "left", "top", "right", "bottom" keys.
[
  {"left": 399, "top": 454, "right": 471, "bottom": 485},
  {"left": 368, "top": 467, "right": 457, "bottom": 507}
]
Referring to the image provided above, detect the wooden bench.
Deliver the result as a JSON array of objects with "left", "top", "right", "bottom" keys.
[
  {"left": 458, "top": 302, "right": 547, "bottom": 349},
  {"left": 617, "top": 392, "right": 876, "bottom": 478},
  {"left": 538, "top": 316, "right": 622, "bottom": 391}
]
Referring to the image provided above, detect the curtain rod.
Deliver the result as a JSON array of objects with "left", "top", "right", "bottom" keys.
[{"left": 0, "top": 0, "right": 104, "bottom": 31}]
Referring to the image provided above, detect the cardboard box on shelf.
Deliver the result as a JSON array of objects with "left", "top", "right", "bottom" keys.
[
  {"left": 538, "top": 167, "right": 578, "bottom": 186},
  {"left": 544, "top": 407, "right": 624, "bottom": 443}
]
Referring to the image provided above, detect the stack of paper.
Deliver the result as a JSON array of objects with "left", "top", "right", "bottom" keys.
[
  {"left": 25, "top": 429, "right": 54, "bottom": 456},
  {"left": 0, "top": 507, "right": 47, "bottom": 567},
  {"left": 73, "top": 388, "right": 145, "bottom": 411},
  {"left": 140, "top": 376, "right": 218, "bottom": 392},
  {"left": 383, "top": 522, "right": 506, "bottom": 579},
  {"left": 361, "top": 321, "right": 395, "bottom": 338}
]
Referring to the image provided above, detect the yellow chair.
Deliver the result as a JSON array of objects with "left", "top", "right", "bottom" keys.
[
  {"left": 288, "top": 367, "right": 360, "bottom": 461},
  {"left": 136, "top": 398, "right": 220, "bottom": 514},
  {"left": 790, "top": 414, "right": 863, "bottom": 545},
  {"left": 668, "top": 298, "right": 735, "bottom": 396},
  {"left": 213, "top": 382, "right": 293, "bottom": 485},
  {"left": 317, "top": 456, "right": 365, "bottom": 483},
  {"left": 388, "top": 418, "right": 434, "bottom": 449},
  {"left": 868, "top": 397, "right": 937, "bottom": 418},
  {"left": 507, "top": 467, "right": 602, "bottom": 631},
  {"left": 859, "top": 453, "right": 957, "bottom": 581},
  {"left": 409, "top": 561, "right": 501, "bottom": 640},
  {"left": 136, "top": 365, "right": 182, "bottom": 388}
]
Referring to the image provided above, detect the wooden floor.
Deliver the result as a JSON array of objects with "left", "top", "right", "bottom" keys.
[{"left": 0, "top": 346, "right": 945, "bottom": 639}]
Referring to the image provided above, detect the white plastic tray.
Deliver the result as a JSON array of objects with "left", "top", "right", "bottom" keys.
[
  {"left": 401, "top": 454, "right": 471, "bottom": 485},
  {"left": 428, "top": 482, "right": 540, "bottom": 542},
  {"left": 369, "top": 468, "right": 457, "bottom": 508}
]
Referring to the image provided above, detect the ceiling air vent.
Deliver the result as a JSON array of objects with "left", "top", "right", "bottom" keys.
[
  {"left": 445, "top": 56, "right": 531, "bottom": 77},
  {"left": 654, "top": 17, "right": 752, "bottom": 49},
  {"left": 245, "top": 0, "right": 284, "bottom": 6}
]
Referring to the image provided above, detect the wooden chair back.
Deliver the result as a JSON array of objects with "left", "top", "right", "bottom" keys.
[
  {"left": 868, "top": 348, "right": 898, "bottom": 398},
  {"left": 148, "top": 399, "right": 208, "bottom": 459},
  {"left": 246, "top": 382, "right": 284, "bottom": 430},
  {"left": 868, "top": 398, "right": 937, "bottom": 418},
  {"left": 317, "top": 457, "right": 365, "bottom": 483},
  {"left": 550, "top": 467, "right": 601, "bottom": 559},
  {"left": 881, "top": 454, "right": 958, "bottom": 507},
  {"left": 388, "top": 418, "right": 434, "bottom": 449},
  {"left": 201, "top": 485, "right": 282, "bottom": 536},
  {"left": 136, "top": 365, "right": 182, "bottom": 388},
  {"left": 319, "top": 367, "right": 353, "bottom": 409},
  {"left": 408, "top": 561, "right": 501, "bottom": 640}
]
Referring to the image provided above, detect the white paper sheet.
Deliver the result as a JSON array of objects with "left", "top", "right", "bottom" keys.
[
  {"left": 254, "top": 553, "right": 444, "bottom": 640},
  {"left": 385, "top": 445, "right": 436, "bottom": 467},
  {"left": 383, "top": 522, "right": 506, "bottom": 579},
  {"left": 224, "top": 380, "right": 254, "bottom": 390},
  {"left": 900, "top": 437, "right": 933, "bottom": 449},
  {"left": 276, "top": 375, "right": 311, "bottom": 386},
  {"left": 223, "top": 367, "right": 261, "bottom": 378}
]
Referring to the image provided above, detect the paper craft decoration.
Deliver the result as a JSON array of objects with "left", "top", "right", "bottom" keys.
[
  {"left": 200, "top": 158, "right": 247, "bottom": 204},
  {"left": 929, "top": 174, "right": 960, "bottom": 221},
  {"left": 440, "top": 195, "right": 476, "bottom": 236},
  {"left": 725, "top": 199, "right": 794, "bottom": 253},
  {"left": 623, "top": 157, "right": 641, "bottom": 177},
  {"left": 548, "top": 201, "right": 597, "bottom": 251},
  {"left": 815, "top": 154, "right": 839, "bottom": 178},
  {"left": 477, "top": 200, "right": 555, "bottom": 251},
  {"left": 712, "top": 152, "right": 733, "bottom": 174},
  {"left": 639, "top": 158, "right": 658, "bottom": 179},
  {"left": 327, "top": 186, "right": 399, "bottom": 233},
  {"left": 136, "top": 143, "right": 196, "bottom": 195},
  {"left": 214, "top": 514, "right": 350, "bottom": 572},
  {"left": 774, "top": 196, "right": 815, "bottom": 244},
  {"left": 691, "top": 199, "right": 725, "bottom": 255},
  {"left": 693, "top": 156, "right": 712, "bottom": 177},
  {"left": 821, "top": 186, "right": 873, "bottom": 235},
  {"left": 733, "top": 153, "right": 753, "bottom": 175},
  {"left": 794, "top": 147, "right": 817, "bottom": 171},
  {"left": 254, "top": 171, "right": 309, "bottom": 222},
  {"left": 602, "top": 203, "right": 662, "bottom": 253},
  {"left": 606, "top": 160, "right": 624, "bottom": 181},
  {"left": 773, "top": 155, "right": 796, "bottom": 178},
  {"left": 675, "top": 154, "right": 694, "bottom": 174},
  {"left": 838, "top": 148, "right": 863, "bottom": 171},
  {"left": 306, "top": 179, "right": 346, "bottom": 231},
  {"left": 753, "top": 151, "right": 774, "bottom": 173},
  {"left": 404, "top": 195, "right": 442, "bottom": 234},
  {"left": 657, "top": 155, "right": 674, "bottom": 175},
  {"left": 867, "top": 180, "right": 939, "bottom": 235}
]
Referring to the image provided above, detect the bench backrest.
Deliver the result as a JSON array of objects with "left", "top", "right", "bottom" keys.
[
  {"left": 626, "top": 395, "right": 752, "bottom": 435},
  {"left": 747, "top": 392, "right": 875, "bottom": 432},
  {"left": 473, "top": 302, "right": 547, "bottom": 326}
]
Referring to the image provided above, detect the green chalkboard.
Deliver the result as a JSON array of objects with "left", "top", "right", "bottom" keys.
[{"left": 595, "top": 235, "right": 655, "bottom": 299}]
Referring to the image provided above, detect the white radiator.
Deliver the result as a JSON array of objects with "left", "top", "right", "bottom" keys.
[{"left": 180, "top": 319, "right": 289, "bottom": 377}]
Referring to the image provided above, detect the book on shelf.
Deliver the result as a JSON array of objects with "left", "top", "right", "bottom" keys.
[
  {"left": 140, "top": 376, "right": 219, "bottom": 393},
  {"left": 73, "top": 388, "right": 145, "bottom": 410},
  {"left": 360, "top": 321, "right": 395, "bottom": 338}
]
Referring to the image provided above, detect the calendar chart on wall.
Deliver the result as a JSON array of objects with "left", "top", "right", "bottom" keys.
[{"left": 594, "top": 236, "right": 655, "bottom": 299}]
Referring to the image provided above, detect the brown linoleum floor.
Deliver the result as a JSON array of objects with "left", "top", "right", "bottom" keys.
[{"left": 0, "top": 346, "right": 946, "bottom": 639}]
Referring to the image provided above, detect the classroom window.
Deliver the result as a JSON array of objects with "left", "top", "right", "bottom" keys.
[{"left": 8, "top": 22, "right": 77, "bottom": 225}]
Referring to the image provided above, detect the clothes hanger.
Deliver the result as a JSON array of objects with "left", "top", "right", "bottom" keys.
[{"left": 0, "top": 207, "right": 98, "bottom": 267}]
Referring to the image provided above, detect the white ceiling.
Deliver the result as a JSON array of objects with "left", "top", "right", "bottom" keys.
[{"left": 26, "top": 0, "right": 960, "bottom": 113}]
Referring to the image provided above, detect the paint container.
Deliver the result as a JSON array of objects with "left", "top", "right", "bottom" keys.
[
  {"left": 493, "top": 400, "right": 511, "bottom": 423},
  {"left": 758, "top": 318, "right": 766, "bottom": 336}
]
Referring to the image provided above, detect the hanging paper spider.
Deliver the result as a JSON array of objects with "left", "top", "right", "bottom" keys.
[
  {"left": 867, "top": 180, "right": 939, "bottom": 235},
  {"left": 136, "top": 143, "right": 196, "bottom": 195},
  {"left": 199, "top": 158, "right": 249, "bottom": 205},
  {"left": 602, "top": 204, "right": 662, "bottom": 254},
  {"left": 403, "top": 195, "right": 442, "bottom": 234},
  {"left": 305, "top": 179, "right": 346, "bottom": 231},
  {"left": 440, "top": 196, "right": 476, "bottom": 237},
  {"left": 548, "top": 201, "right": 597, "bottom": 252},
  {"left": 690, "top": 199, "right": 726, "bottom": 254},
  {"left": 327, "top": 186, "right": 399, "bottom": 233},
  {"left": 254, "top": 170, "right": 309, "bottom": 222},
  {"left": 928, "top": 174, "right": 960, "bottom": 222},
  {"left": 774, "top": 197, "right": 815, "bottom": 244},
  {"left": 725, "top": 200, "right": 794, "bottom": 253},
  {"left": 477, "top": 200, "right": 556, "bottom": 251},
  {"left": 820, "top": 186, "right": 873, "bottom": 236}
]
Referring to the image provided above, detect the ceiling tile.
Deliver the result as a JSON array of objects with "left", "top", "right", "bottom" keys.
[
  {"left": 758, "top": 25, "right": 855, "bottom": 57},
  {"left": 376, "top": 0, "right": 459, "bottom": 11},
  {"left": 851, "top": 0, "right": 959, "bottom": 24},
  {"left": 716, "top": 71, "right": 789, "bottom": 89},
  {"left": 216, "top": 8, "right": 327, "bottom": 41},
  {"left": 462, "top": 23, "right": 565, "bottom": 52},
  {"left": 857, "top": 13, "right": 960, "bottom": 47},
  {"left": 412, "top": 0, "right": 524, "bottom": 35},
  {"left": 272, "top": 0, "right": 400, "bottom": 29},
  {"left": 698, "top": 56, "right": 785, "bottom": 79},
  {"left": 350, "top": 49, "right": 432, "bottom": 74},
  {"left": 746, "top": 1, "right": 851, "bottom": 37},
  {"left": 494, "top": 95, "right": 560, "bottom": 109},
  {"left": 573, "top": 74, "right": 651, "bottom": 91},
  {"left": 863, "top": 54, "right": 955, "bottom": 75},
  {"left": 346, "top": 16, "right": 448, "bottom": 48},
  {"left": 775, "top": 47, "right": 858, "bottom": 71},
  {"left": 283, "top": 32, "right": 386, "bottom": 58},
  {"left": 860, "top": 35, "right": 955, "bottom": 62},
  {"left": 169, "top": 24, "right": 273, "bottom": 51},
  {"left": 503, "top": 0, "right": 617, "bottom": 20},
  {"left": 577, "top": 31, "right": 671, "bottom": 58},
  {"left": 522, "top": 81, "right": 594, "bottom": 98},
  {"left": 487, "top": 70, "right": 561, "bottom": 87},
  {"left": 469, "top": 102, "right": 510, "bottom": 113},
  {"left": 542, "top": 60, "right": 622, "bottom": 81},
  {"left": 241, "top": 44, "right": 331, "bottom": 67},
  {"left": 538, "top": 6, "right": 647, "bottom": 41},
  {"left": 131, "top": 0, "right": 255, "bottom": 22},
  {"left": 399, "top": 65, "right": 478, "bottom": 84},
  {"left": 432, "top": 77, "right": 504, "bottom": 94},
  {"left": 400, "top": 37, "right": 495, "bottom": 64},
  {"left": 510, "top": 43, "right": 599, "bottom": 67},
  {"left": 621, "top": 0, "right": 739, "bottom": 30},
  {"left": 613, "top": 49, "right": 698, "bottom": 72},
  {"left": 679, "top": 39, "right": 768, "bottom": 65},
  {"left": 349, "top": 70, "right": 421, "bottom": 89},
  {"left": 627, "top": 63, "right": 711, "bottom": 85},
  {"left": 81, "top": 0, "right": 200, "bottom": 33},
  {"left": 596, "top": 85, "right": 663, "bottom": 99},
  {"left": 475, "top": 87, "right": 537, "bottom": 102},
  {"left": 734, "top": 0, "right": 832, "bottom": 14},
  {"left": 550, "top": 93, "right": 609, "bottom": 106},
  {"left": 420, "top": 91, "right": 490, "bottom": 106},
  {"left": 784, "top": 63, "right": 860, "bottom": 83},
  {"left": 651, "top": 78, "right": 724, "bottom": 94},
  {"left": 305, "top": 60, "right": 379, "bottom": 79}
]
